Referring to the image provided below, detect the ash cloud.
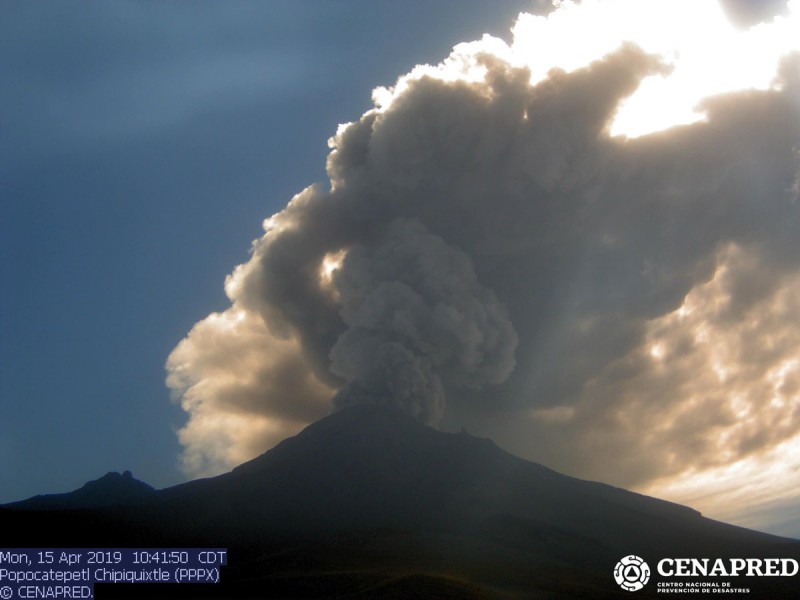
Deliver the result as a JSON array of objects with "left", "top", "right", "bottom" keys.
[
  {"left": 330, "top": 219, "right": 517, "bottom": 423},
  {"left": 168, "top": 0, "right": 800, "bottom": 499}
]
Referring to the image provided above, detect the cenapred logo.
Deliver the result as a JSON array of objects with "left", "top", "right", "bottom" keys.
[{"left": 614, "top": 555, "right": 651, "bottom": 592}]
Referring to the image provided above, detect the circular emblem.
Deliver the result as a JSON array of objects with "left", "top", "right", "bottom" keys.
[{"left": 614, "top": 555, "right": 650, "bottom": 592}]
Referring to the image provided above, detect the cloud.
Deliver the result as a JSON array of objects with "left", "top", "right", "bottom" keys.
[
  {"left": 329, "top": 219, "right": 517, "bottom": 423},
  {"left": 167, "top": 0, "right": 800, "bottom": 528},
  {"left": 503, "top": 244, "right": 800, "bottom": 482},
  {"left": 643, "top": 433, "right": 800, "bottom": 538},
  {"left": 166, "top": 307, "right": 332, "bottom": 476}
]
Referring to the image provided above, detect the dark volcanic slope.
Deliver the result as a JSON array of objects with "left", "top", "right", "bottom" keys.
[
  {"left": 161, "top": 404, "right": 707, "bottom": 540},
  {"left": 3, "top": 405, "right": 798, "bottom": 599}
]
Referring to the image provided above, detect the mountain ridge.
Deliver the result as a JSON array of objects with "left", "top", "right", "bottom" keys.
[
  {"left": 2, "top": 404, "right": 798, "bottom": 598},
  {"left": 5, "top": 469, "right": 156, "bottom": 510}
]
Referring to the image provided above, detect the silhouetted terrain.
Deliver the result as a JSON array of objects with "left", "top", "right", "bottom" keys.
[
  {"left": 6, "top": 470, "right": 155, "bottom": 510},
  {"left": 3, "top": 405, "right": 798, "bottom": 598}
]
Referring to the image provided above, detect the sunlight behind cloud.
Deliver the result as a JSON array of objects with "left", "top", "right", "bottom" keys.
[
  {"left": 638, "top": 246, "right": 800, "bottom": 533},
  {"left": 319, "top": 249, "right": 347, "bottom": 290},
  {"left": 168, "top": 1, "right": 800, "bottom": 536},
  {"left": 511, "top": 0, "right": 800, "bottom": 137},
  {"left": 645, "top": 434, "right": 800, "bottom": 536}
]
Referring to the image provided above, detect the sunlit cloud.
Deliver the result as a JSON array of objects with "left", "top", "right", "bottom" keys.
[
  {"left": 511, "top": 0, "right": 800, "bottom": 137},
  {"left": 167, "top": 306, "right": 333, "bottom": 476},
  {"left": 167, "top": 0, "right": 800, "bottom": 536},
  {"left": 645, "top": 434, "right": 800, "bottom": 536}
]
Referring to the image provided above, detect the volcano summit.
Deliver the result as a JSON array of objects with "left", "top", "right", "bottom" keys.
[{"left": 3, "top": 404, "right": 798, "bottom": 598}]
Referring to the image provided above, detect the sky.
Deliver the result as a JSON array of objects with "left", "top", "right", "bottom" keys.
[{"left": 2, "top": 0, "right": 799, "bottom": 538}]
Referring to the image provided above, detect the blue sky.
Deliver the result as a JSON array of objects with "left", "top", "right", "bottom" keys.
[{"left": 1, "top": 0, "right": 539, "bottom": 502}]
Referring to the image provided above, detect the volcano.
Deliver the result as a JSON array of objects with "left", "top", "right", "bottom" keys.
[{"left": 3, "top": 404, "right": 798, "bottom": 598}]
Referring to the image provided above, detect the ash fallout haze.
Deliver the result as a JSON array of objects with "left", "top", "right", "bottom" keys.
[{"left": 4, "top": 0, "right": 800, "bottom": 542}]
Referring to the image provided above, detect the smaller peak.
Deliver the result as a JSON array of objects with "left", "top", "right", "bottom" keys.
[
  {"left": 4, "top": 470, "right": 155, "bottom": 511},
  {"left": 82, "top": 471, "right": 154, "bottom": 493}
]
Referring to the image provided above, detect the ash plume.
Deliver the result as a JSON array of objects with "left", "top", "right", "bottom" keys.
[
  {"left": 167, "top": 0, "right": 800, "bottom": 513},
  {"left": 329, "top": 219, "right": 517, "bottom": 423}
]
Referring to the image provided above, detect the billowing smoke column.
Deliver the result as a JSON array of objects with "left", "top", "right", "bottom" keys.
[
  {"left": 168, "top": 0, "right": 800, "bottom": 526},
  {"left": 330, "top": 219, "right": 517, "bottom": 423}
]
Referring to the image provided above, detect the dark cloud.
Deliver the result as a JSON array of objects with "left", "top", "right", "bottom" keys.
[
  {"left": 167, "top": 0, "right": 800, "bottom": 510},
  {"left": 330, "top": 219, "right": 517, "bottom": 423}
]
